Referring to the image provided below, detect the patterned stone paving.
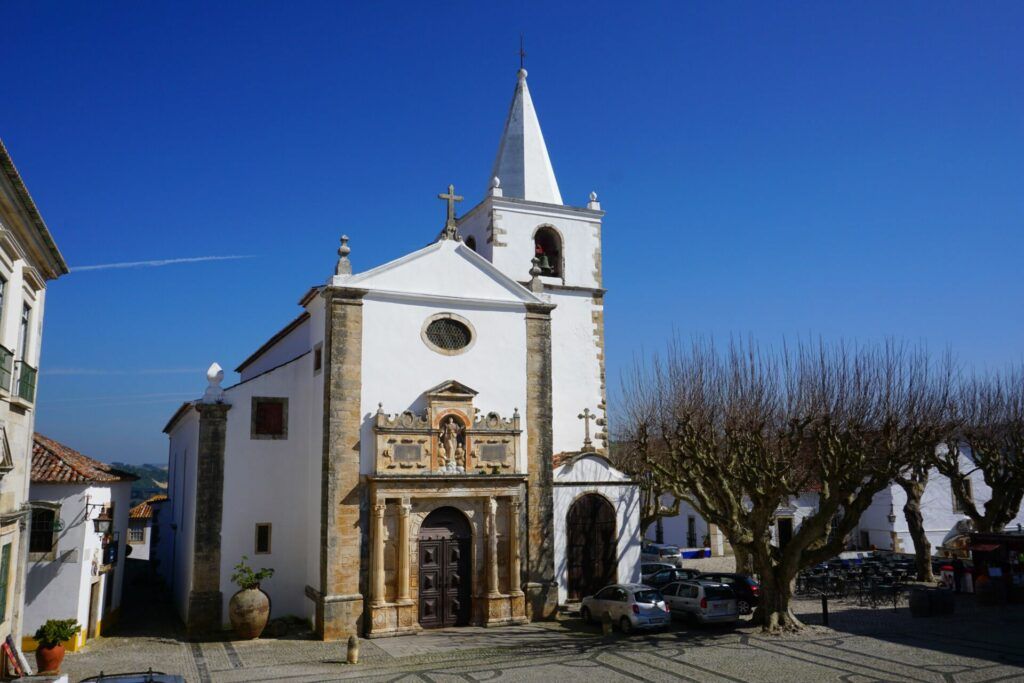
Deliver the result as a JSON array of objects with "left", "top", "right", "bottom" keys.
[{"left": 60, "top": 593, "right": 1024, "bottom": 682}]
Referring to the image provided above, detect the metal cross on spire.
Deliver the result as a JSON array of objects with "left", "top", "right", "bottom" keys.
[
  {"left": 519, "top": 34, "right": 526, "bottom": 70},
  {"left": 436, "top": 183, "right": 464, "bottom": 241},
  {"left": 578, "top": 407, "right": 596, "bottom": 452}
]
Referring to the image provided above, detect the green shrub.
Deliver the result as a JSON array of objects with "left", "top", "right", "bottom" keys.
[
  {"left": 231, "top": 555, "right": 274, "bottom": 590},
  {"left": 34, "top": 619, "right": 80, "bottom": 647}
]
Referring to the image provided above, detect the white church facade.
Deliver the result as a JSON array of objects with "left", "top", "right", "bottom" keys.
[{"left": 161, "top": 68, "right": 639, "bottom": 640}]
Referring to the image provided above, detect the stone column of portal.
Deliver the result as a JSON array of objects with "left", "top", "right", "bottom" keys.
[
  {"left": 486, "top": 497, "right": 500, "bottom": 597},
  {"left": 397, "top": 500, "right": 412, "bottom": 602},
  {"left": 508, "top": 497, "right": 522, "bottom": 594},
  {"left": 371, "top": 502, "right": 386, "bottom": 606}
]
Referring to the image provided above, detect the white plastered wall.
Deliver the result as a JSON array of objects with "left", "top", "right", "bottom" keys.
[
  {"left": 165, "top": 410, "right": 199, "bottom": 621},
  {"left": 359, "top": 295, "right": 529, "bottom": 474},
  {"left": 552, "top": 456, "right": 641, "bottom": 603}
]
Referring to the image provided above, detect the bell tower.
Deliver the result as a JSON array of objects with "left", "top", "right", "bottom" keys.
[{"left": 458, "top": 67, "right": 608, "bottom": 457}]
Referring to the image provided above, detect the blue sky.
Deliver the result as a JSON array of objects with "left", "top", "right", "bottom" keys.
[{"left": 3, "top": 2, "right": 1022, "bottom": 465}]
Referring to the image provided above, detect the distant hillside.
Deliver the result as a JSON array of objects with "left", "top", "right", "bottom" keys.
[{"left": 112, "top": 462, "right": 168, "bottom": 505}]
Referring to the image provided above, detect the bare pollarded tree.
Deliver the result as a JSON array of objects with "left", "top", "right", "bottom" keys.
[
  {"left": 935, "top": 366, "right": 1024, "bottom": 534},
  {"left": 619, "top": 339, "right": 950, "bottom": 633}
]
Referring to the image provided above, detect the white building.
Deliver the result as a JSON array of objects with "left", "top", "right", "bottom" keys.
[
  {"left": 162, "top": 67, "right": 628, "bottom": 640},
  {"left": 126, "top": 494, "right": 167, "bottom": 563},
  {"left": 0, "top": 140, "right": 69, "bottom": 649},
  {"left": 24, "top": 434, "right": 135, "bottom": 652}
]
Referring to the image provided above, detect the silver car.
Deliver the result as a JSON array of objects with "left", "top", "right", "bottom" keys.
[
  {"left": 580, "top": 583, "right": 671, "bottom": 634},
  {"left": 641, "top": 542, "right": 683, "bottom": 567},
  {"left": 662, "top": 580, "right": 739, "bottom": 624}
]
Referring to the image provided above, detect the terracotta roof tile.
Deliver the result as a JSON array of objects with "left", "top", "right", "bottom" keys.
[
  {"left": 129, "top": 494, "right": 168, "bottom": 520},
  {"left": 32, "top": 433, "right": 138, "bottom": 484}
]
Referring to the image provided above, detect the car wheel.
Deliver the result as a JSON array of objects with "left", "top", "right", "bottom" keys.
[
  {"left": 619, "top": 616, "right": 633, "bottom": 635},
  {"left": 580, "top": 606, "right": 591, "bottom": 624},
  {"left": 737, "top": 600, "right": 751, "bottom": 615}
]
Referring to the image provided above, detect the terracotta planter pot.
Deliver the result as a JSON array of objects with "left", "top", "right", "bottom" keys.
[
  {"left": 35, "top": 643, "right": 65, "bottom": 674},
  {"left": 229, "top": 587, "right": 270, "bottom": 639}
]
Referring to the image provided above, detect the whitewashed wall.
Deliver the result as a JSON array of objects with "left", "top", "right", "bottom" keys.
[
  {"left": 238, "top": 317, "right": 312, "bottom": 382},
  {"left": 25, "top": 481, "right": 131, "bottom": 639},
  {"left": 165, "top": 410, "right": 199, "bottom": 621},
  {"left": 549, "top": 290, "right": 603, "bottom": 454},
  {"left": 219, "top": 349, "right": 319, "bottom": 624},
  {"left": 359, "top": 296, "right": 529, "bottom": 474},
  {"left": 127, "top": 520, "right": 150, "bottom": 561},
  {"left": 552, "top": 456, "right": 641, "bottom": 604}
]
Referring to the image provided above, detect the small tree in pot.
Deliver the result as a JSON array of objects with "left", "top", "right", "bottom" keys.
[
  {"left": 34, "top": 618, "right": 80, "bottom": 673},
  {"left": 229, "top": 556, "right": 274, "bottom": 639}
]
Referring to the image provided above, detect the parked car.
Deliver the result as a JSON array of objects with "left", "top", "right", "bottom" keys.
[
  {"left": 641, "top": 562, "right": 676, "bottom": 582},
  {"left": 641, "top": 542, "right": 682, "bottom": 567},
  {"left": 645, "top": 567, "right": 703, "bottom": 588},
  {"left": 698, "top": 572, "right": 760, "bottom": 614},
  {"left": 580, "top": 583, "right": 671, "bottom": 634},
  {"left": 662, "top": 580, "right": 739, "bottom": 624}
]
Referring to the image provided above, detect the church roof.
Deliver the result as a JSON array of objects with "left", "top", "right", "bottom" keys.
[
  {"left": 32, "top": 433, "right": 138, "bottom": 484},
  {"left": 342, "top": 238, "right": 547, "bottom": 307},
  {"left": 490, "top": 69, "right": 562, "bottom": 205}
]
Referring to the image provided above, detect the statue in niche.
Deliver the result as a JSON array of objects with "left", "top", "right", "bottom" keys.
[{"left": 439, "top": 416, "right": 465, "bottom": 474}]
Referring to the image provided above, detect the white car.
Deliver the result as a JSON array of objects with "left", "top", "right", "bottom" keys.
[
  {"left": 662, "top": 580, "right": 739, "bottom": 624},
  {"left": 580, "top": 583, "right": 671, "bottom": 634},
  {"left": 641, "top": 542, "right": 683, "bottom": 567}
]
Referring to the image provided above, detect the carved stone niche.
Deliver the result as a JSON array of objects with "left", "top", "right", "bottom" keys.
[{"left": 373, "top": 380, "right": 522, "bottom": 475}]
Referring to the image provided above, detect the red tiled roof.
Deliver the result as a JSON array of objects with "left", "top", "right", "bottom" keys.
[
  {"left": 129, "top": 494, "right": 168, "bottom": 520},
  {"left": 32, "top": 433, "right": 138, "bottom": 484}
]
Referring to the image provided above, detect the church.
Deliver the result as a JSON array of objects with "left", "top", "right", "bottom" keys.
[{"left": 161, "top": 67, "right": 640, "bottom": 640}]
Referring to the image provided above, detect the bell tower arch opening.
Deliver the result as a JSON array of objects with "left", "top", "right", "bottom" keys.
[{"left": 533, "top": 226, "right": 563, "bottom": 278}]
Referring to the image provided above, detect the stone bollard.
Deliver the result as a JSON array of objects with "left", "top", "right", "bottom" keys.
[
  {"left": 601, "top": 611, "right": 613, "bottom": 637},
  {"left": 347, "top": 634, "right": 360, "bottom": 664}
]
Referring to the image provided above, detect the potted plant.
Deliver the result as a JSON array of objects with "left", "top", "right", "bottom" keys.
[
  {"left": 33, "top": 619, "right": 80, "bottom": 673},
  {"left": 228, "top": 556, "right": 274, "bottom": 639}
]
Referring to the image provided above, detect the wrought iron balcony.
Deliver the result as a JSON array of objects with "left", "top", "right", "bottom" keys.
[
  {"left": 14, "top": 361, "right": 36, "bottom": 404},
  {"left": 0, "top": 346, "right": 12, "bottom": 394}
]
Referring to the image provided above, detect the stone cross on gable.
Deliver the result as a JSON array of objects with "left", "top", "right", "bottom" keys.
[
  {"left": 436, "top": 184, "right": 464, "bottom": 241},
  {"left": 578, "top": 407, "right": 596, "bottom": 452}
]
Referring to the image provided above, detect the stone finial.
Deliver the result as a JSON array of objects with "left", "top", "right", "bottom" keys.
[
  {"left": 518, "top": 68, "right": 528, "bottom": 81},
  {"left": 202, "top": 362, "right": 225, "bottom": 403},
  {"left": 587, "top": 191, "right": 601, "bottom": 211},
  {"left": 335, "top": 235, "right": 352, "bottom": 276},
  {"left": 529, "top": 257, "right": 544, "bottom": 293},
  {"left": 490, "top": 176, "right": 503, "bottom": 197}
]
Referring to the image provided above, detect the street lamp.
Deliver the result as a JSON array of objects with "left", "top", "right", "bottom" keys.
[
  {"left": 93, "top": 508, "right": 113, "bottom": 535},
  {"left": 887, "top": 502, "right": 897, "bottom": 525}
]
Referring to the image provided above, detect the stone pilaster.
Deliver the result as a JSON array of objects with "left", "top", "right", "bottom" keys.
[
  {"left": 371, "top": 502, "right": 386, "bottom": 606},
  {"left": 187, "top": 402, "right": 230, "bottom": 638},
  {"left": 524, "top": 302, "right": 557, "bottom": 619},
  {"left": 397, "top": 500, "right": 411, "bottom": 602},
  {"left": 486, "top": 497, "right": 500, "bottom": 597},
  {"left": 508, "top": 497, "right": 522, "bottom": 595},
  {"left": 318, "top": 286, "right": 366, "bottom": 640}
]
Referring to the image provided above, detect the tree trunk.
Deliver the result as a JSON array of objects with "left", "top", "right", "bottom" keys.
[
  {"left": 750, "top": 547, "right": 803, "bottom": 633},
  {"left": 898, "top": 479, "right": 934, "bottom": 582},
  {"left": 733, "top": 545, "right": 753, "bottom": 575}
]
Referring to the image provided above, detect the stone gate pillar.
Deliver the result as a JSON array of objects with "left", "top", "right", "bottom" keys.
[
  {"left": 524, "top": 302, "right": 557, "bottom": 619},
  {"left": 186, "top": 401, "right": 230, "bottom": 638},
  {"left": 317, "top": 286, "right": 367, "bottom": 640}
]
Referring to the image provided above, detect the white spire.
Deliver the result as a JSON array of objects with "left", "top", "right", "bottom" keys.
[{"left": 489, "top": 69, "right": 563, "bottom": 205}]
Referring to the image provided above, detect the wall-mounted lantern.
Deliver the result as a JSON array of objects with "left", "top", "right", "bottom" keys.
[{"left": 887, "top": 502, "right": 898, "bottom": 525}]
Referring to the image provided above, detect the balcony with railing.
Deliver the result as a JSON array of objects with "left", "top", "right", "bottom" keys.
[
  {"left": 13, "top": 360, "right": 36, "bottom": 405},
  {"left": 0, "top": 346, "right": 12, "bottom": 395}
]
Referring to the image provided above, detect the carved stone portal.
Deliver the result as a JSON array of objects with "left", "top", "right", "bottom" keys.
[{"left": 373, "top": 380, "right": 521, "bottom": 475}]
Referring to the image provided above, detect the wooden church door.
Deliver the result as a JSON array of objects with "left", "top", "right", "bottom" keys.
[
  {"left": 567, "top": 494, "right": 618, "bottom": 601},
  {"left": 418, "top": 507, "right": 471, "bottom": 628}
]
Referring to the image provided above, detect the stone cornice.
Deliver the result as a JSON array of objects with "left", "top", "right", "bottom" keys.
[{"left": 459, "top": 195, "right": 604, "bottom": 225}]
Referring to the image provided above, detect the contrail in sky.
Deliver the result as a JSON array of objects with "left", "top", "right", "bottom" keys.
[{"left": 71, "top": 255, "right": 255, "bottom": 272}]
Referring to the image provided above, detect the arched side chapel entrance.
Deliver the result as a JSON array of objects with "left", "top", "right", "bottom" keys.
[
  {"left": 418, "top": 506, "right": 472, "bottom": 628},
  {"left": 566, "top": 493, "right": 617, "bottom": 601}
]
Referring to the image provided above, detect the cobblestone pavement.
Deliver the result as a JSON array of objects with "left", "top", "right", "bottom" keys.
[{"left": 60, "top": 590, "right": 1024, "bottom": 683}]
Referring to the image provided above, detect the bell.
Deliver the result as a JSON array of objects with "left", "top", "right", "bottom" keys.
[{"left": 536, "top": 252, "right": 551, "bottom": 273}]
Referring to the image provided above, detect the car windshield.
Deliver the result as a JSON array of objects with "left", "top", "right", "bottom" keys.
[
  {"left": 633, "top": 589, "right": 663, "bottom": 604},
  {"left": 660, "top": 546, "right": 680, "bottom": 555},
  {"left": 704, "top": 586, "right": 734, "bottom": 600}
]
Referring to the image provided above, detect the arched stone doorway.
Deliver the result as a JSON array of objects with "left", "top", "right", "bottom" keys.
[
  {"left": 418, "top": 506, "right": 472, "bottom": 628},
  {"left": 567, "top": 493, "right": 617, "bottom": 601}
]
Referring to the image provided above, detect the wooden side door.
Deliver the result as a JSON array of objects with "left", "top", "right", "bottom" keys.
[{"left": 441, "top": 537, "right": 470, "bottom": 627}]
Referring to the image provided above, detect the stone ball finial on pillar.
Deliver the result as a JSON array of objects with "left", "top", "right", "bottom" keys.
[
  {"left": 529, "top": 257, "right": 544, "bottom": 293},
  {"left": 202, "top": 362, "right": 225, "bottom": 403},
  {"left": 336, "top": 235, "right": 352, "bottom": 276},
  {"left": 490, "top": 176, "right": 503, "bottom": 197},
  {"left": 587, "top": 191, "right": 601, "bottom": 211}
]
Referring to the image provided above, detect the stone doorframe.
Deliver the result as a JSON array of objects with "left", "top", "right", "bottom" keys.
[{"left": 365, "top": 475, "right": 529, "bottom": 638}]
